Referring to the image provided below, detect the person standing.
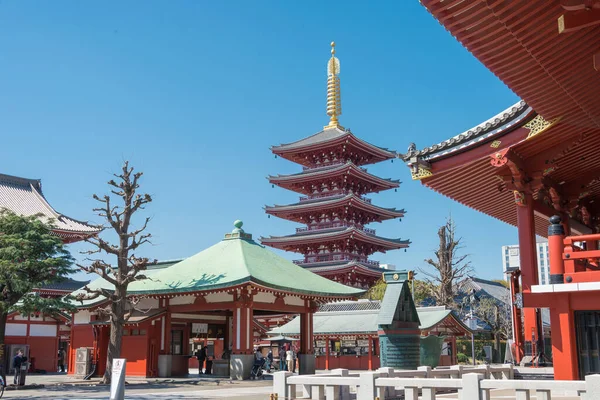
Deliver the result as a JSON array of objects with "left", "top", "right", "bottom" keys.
[
  {"left": 57, "top": 348, "right": 66, "bottom": 372},
  {"left": 12, "top": 349, "right": 26, "bottom": 385},
  {"left": 266, "top": 350, "right": 273, "bottom": 372},
  {"left": 196, "top": 347, "right": 207, "bottom": 375},
  {"left": 279, "top": 345, "right": 287, "bottom": 371},
  {"left": 286, "top": 346, "right": 295, "bottom": 373}
]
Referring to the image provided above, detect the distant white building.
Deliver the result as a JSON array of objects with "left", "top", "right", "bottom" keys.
[
  {"left": 380, "top": 263, "right": 396, "bottom": 271},
  {"left": 502, "top": 242, "right": 550, "bottom": 284}
]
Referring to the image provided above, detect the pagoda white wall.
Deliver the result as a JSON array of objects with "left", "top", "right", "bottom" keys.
[
  {"left": 205, "top": 292, "right": 233, "bottom": 303},
  {"left": 285, "top": 296, "right": 304, "bottom": 306},
  {"left": 169, "top": 295, "right": 196, "bottom": 305},
  {"left": 254, "top": 292, "right": 276, "bottom": 303}
]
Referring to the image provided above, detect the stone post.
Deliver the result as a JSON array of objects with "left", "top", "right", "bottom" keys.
[
  {"left": 273, "top": 371, "right": 295, "bottom": 400},
  {"left": 584, "top": 374, "right": 600, "bottom": 400},
  {"left": 357, "top": 372, "right": 379, "bottom": 400},
  {"left": 460, "top": 373, "right": 483, "bottom": 400}
]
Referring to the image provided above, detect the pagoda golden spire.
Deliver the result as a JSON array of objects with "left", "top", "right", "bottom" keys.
[{"left": 325, "top": 41, "right": 343, "bottom": 130}]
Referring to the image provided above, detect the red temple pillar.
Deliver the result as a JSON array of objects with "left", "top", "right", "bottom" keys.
[
  {"left": 510, "top": 270, "right": 524, "bottom": 364},
  {"left": 516, "top": 191, "right": 539, "bottom": 361},
  {"left": 325, "top": 336, "right": 330, "bottom": 370},
  {"left": 299, "top": 310, "right": 315, "bottom": 375},
  {"left": 230, "top": 290, "right": 254, "bottom": 380},
  {"left": 368, "top": 336, "right": 373, "bottom": 370},
  {"left": 550, "top": 296, "right": 579, "bottom": 380}
]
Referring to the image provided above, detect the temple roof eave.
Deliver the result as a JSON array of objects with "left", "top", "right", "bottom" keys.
[
  {"left": 399, "top": 101, "right": 534, "bottom": 164},
  {"left": 264, "top": 194, "right": 406, "bottom": 218},
  {"left": 260, "top": 227, "right": 410, "bottom": 249},
  {"left": 271, "top": 127, "right": 396, "bottom": 160}
]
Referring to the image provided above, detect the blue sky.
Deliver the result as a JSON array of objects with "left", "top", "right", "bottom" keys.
[{"left": 0, "top": 1, "right": 522, "bottom": 281}]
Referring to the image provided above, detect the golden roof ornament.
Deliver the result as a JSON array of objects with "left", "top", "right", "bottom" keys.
[{"left": 325, "top": 41, "right": 343, "bottom": 130}]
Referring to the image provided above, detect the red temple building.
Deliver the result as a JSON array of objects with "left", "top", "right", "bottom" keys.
[
  {"left": 263, "top": 43, "right": 409, "bottom": 288},
  {"left": 0, "top": 173, "right": 99, "bottom": 372},
  {"left": 404, "top": 0, "right": 600, "bottom": 380}
]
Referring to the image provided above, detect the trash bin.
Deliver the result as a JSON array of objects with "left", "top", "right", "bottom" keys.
[{"left": 18, "top": 362, "right": 29, "bottom": 386}]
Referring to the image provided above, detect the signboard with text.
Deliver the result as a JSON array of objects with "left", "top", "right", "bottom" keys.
[
  {"left": 192, "top": 323, "right": 208, "bottom": 334},
  {"left": 110, "top": 358, "right": 126, "bottom": 400}
]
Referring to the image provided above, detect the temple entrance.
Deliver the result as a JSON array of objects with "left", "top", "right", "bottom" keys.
[{"left": 575, "top": 311, "right": 600, "bottom": 378}]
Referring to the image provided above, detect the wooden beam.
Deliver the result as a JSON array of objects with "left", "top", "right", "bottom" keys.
[
  {"left": 559, "top": 166, "right": 600, "bottom": 197},
  {"left": 558, "top": 9, "right": 600, "bottom": 34},
  {"left": 594, "top": 52, "right": 600, "bottom": 71}
]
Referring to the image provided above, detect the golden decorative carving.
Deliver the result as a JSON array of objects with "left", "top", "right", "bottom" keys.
[
  {"left": 524, "top": 115, "right": 560, "bottom": 139},
  {"left": 490, "top": 140, "right": 501, "bottom": 148},
  {"left": 411, "top": 166, "right": 433, "bottom": 180},
  {"left": 543, "top": 166, "right": 556, "bottom": 176},
  {"left": 392, "top": 273, "right": 399, "bottom": 281},
  {"left": 514, "top": 190, "right": 526, "bottom": 206},
  {"left": 325, "top": 42, "right": 344, "bottom": 130}
]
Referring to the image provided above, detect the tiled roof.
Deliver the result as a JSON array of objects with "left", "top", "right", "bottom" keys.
[
  {"left": 71, "top": 224, "right": 364, "bottom": 308},
  {"left": 459, "top": 276, "right": 510, "bottom": 305},
  {"left": 266, "top": 193, "right": 404, "bottom": 214},
  {"left": 270, "top": 302, "right": 470, "bottom": 335},
  {"left": 0, "top": 173, "right": 100, "bottom": 234},
  {"left": 261, "top": 226, "right": 410, "bottom": 245},
  {"left": 269, "top": 162, "right": 400, "bottom": 184},
  {"left": 400, "top": 101, "right": 532, "bottom": 162},
  {"left": 38, "top": 278, "right": 90, "bottom": 292},
  {"left": 272, "top": 127, "right": 396, "bottom": 156}
]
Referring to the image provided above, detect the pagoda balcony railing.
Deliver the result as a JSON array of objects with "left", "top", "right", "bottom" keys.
[
  {"left": 295, "top": 222, "right": 376, "bottom": 235},
  {"left": 293, "top": 253, "right": 380, "bottom": 267},
  {"left": 298, "top": 191, "right": 372, "bottom": 204}
]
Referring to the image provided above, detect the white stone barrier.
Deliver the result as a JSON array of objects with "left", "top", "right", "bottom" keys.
[{"left": 272, "top": 366, "right": 600, "bottom": 400}]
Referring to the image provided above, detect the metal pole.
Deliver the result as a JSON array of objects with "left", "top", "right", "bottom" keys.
[{"left": 470, "top": 302, "right": 476, "bottom": 366}]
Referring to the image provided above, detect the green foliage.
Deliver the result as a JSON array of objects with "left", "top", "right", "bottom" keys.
[
  {"left": 0, "top": 209, "right": 74, "bottom": 316},
  {"left": 362, "top": 278, "right": 432, "bottom": 306},
  {"left": 457, "top": 352, "right": 468, "bottom": 363}
]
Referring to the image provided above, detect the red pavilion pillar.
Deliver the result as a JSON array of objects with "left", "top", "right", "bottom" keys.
[
  {"left": 230, "top": 288, "right": 254, "bottom": 379},
  {"left": 515, "top": 191, "right": 541, "bottom": 363},
  {"left": 368, "top": 336, "right": 373, "bottom": 370},
  {"left": 299, "top": 303, "right": 316, "bottom": 375}
]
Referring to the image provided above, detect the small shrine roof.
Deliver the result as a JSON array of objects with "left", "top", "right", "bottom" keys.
[
  {"left": 400, "top": 101, "right": 532, "bottom": 163},
  {"left": 38, "top": 278, "right": 89, "bottom": 293},
  {"left": 269, "top": 301, "right": 470, "bottom": 336},
  {"left": 0, "top": 173, "right": 100, "bottom": 236},
  {"left": 72, "top": 221, "right": 363, "bottom": 308},
  {"left": 272, "top": 127, "right": 396, "bottom": 159},
  {"left": 305, "top": 261, "right": 386, "bottom": 277}
]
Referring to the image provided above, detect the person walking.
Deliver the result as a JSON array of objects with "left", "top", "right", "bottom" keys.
[
  {"left": 286, "top": 346, "right": 295, "bottom": 373},
  {"left": 12, "top": 349, "right": 26, "bottom": 385},
  {"left": 266, "top": 350, "right": 273, "bottom": 372}
]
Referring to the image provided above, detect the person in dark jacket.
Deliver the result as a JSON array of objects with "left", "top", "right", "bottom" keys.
[
  {"left": 13, "top": 350, "right": 27, "bottom": 385},
  {"left": 196, "top": 347, "right": 207, "bottom": 375}
]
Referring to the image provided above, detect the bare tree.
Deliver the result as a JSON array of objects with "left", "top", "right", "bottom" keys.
[
  {"left": 473, "top": 296, "right": 513, "bottom": 362},
  {"left": 420, "top": 217, "right": 472, "bottom": 309},
  {"left": 76, "top": 161, "right": 155, "bottom": 384}
]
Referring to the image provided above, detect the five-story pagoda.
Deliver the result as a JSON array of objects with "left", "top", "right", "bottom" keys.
[{"left": 262, "top": 42, "right": 409, "bottom": 289}]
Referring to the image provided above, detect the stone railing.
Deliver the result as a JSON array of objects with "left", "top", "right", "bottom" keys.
[{"left": 272, "top": 364, "right": 597, "bottom": 400}]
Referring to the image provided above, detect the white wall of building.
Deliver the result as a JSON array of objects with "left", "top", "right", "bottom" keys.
[{"left": 502, "top": 242, "right": 550, "bottom": 284}]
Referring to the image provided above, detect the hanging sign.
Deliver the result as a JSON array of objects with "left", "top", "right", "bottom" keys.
[
  {"left": 341, "top": 340, "right": 356, "bottom": 347},
  {"left": 357, "top": 339, "right": 369, "bottom": 347},
  {"left": 315, "top": 340, "right": 326, "bottom": 348},
  {"left": 192, "top": 323, "right": 208, "bottom": 334}
]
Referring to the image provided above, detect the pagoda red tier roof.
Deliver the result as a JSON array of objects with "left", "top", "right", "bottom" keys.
[
  {"left": 402, "top": 1, "right": 600, "bottom": 237},
  {"left": 265, "top": 193, "right": 405, "bottom": 224},
  {"left": 271, "top": 127, "right": 396, "bottom": 167},
  {"left": 269, "top": 161, "right": 400, "bottom": 196},
  {"left": 260, "top": 226, "right": 410, "bottom": 252},
  {"left": 305, "top": 261, "right": 384, "bottom": 279},
  {"left": 0, "top": 173, "right": 100, "bottom": 242}
]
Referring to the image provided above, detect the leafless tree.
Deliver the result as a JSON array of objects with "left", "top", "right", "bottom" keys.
[
  {"left": 420, "top": 216, "right": 472, "bottom": 309},
  {"left": 473, "top": 296, "right": 513, "bottom": 362},
  {"left": 76, "top": 161, "right": 155, "bottom": 384}
]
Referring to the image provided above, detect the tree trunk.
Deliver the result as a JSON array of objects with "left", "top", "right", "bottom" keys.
[
  {"left": 493, "top": 333, "right": 501, "bottom": 363},
  {"left": 0, "top": 312, "right": 7, "bottom": 385},
  {"left": 102, "top": 293, "right": 126, "bottom": 384}
]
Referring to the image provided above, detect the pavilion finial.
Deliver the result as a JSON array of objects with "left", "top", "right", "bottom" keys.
[{"left": 325, "top": 41, "right": 343, "bottom": 130}]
